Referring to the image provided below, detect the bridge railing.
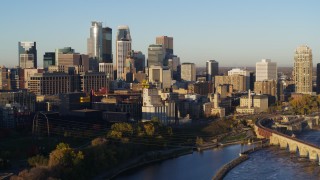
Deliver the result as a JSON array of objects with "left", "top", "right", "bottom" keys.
[{"left": 255, "top": 118, "right": 320, "bottom": 149}]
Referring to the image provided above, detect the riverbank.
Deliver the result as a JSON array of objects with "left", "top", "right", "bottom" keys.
[
  {"left": 94, "top": 147, "right": 193, "bottom": 180},
  {"left": 212, "top": 142, "right": 268, "bottom": 180}
]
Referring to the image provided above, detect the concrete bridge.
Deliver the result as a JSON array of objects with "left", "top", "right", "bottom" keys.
[{"left": 255, "top": 117, "right": 320, "bottom": 161}]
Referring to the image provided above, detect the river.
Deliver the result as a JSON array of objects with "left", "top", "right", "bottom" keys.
[{"left": 115, "top": 130, "right": 320, "bottom": 180}]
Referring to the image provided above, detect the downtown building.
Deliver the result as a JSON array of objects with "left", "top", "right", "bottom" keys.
[
  {"left": 87, "top": 21, "right": 113, "bottom": 71},
  {"left": 181, "top": 63, "right": 196, "bottom": 82},
  {"left": 156, "top": 36, "right": 173, "bottom": 66},
  {"left": 206, "top": 60, "right": 219, "bottom": 81},
  {"left": 215, "top": 74, "right": 247, "bottom": 93},
  {"left": 255, "top": 59, "right": 278, "bottom": 101},
  {"left": 18, "top": 41, "right": 37, "bottom": 69},
  {"left": 116, "top": 26, "right": 131, "bottom": 79},
  {"left": 147, "top": 44, "right": 165, "bottom": 67},
  {"left": 255, "top": 59, "right": 277, "bottom": 81},
  {"left": 293, "top": 45, "right": 313, "bottom": 94}
]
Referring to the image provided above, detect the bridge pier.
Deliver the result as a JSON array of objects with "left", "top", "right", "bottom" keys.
[
  {"left": 279, "top": 141, "right": 287, "bottom": 149},
  {"left": 299, "top": 149, "right": 308, "bottom": 158},
  {"left": 309, "top": 152, "right": 318, "bottom": 161},
  {"left": 288, "top": 144, "right": 297, "bottom": 153}
]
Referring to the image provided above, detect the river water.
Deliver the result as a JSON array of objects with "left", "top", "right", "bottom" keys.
[{"left": 116, "top": 130, "right": 320, "bottom": 180}]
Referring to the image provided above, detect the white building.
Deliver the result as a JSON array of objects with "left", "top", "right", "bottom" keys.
[
  {"left": 181, "top": 63, "right": 196, "bottom": 81},
  {"left": 256, "top": 59, "right": 277, "bottom": 81},
  {"left": 116, "top": 26, "right": 131, "bottom": 79}
]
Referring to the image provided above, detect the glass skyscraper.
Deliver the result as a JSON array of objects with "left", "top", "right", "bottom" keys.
[
  {"left": 87, "top": 21, "right": 112, "bottom": 63},
  {"left": 18, "top": 41, "right": 37, "bottom": 69}
]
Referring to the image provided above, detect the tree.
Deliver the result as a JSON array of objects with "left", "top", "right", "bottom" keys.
[
  {"left": 28, "top": 155, "right": 48, "bottom": 167},
  {"left": 48, "top": 143, "right": 84, "bottom": 169},
  {"left": 107, "top": 123, "right": 133, "bottom": 139}
]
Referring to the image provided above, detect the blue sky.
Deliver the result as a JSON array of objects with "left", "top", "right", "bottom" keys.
[{"left": 0, "top": 0, "right": 319, "bottom": 67}]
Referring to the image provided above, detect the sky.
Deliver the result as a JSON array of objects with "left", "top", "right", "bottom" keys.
[{"left": 0, "top": 0, "right": 319, "bottom": 68}]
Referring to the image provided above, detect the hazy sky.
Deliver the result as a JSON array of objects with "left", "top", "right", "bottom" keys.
[{"left": 1, "top": 0, "right": 319, "bottom": 68}]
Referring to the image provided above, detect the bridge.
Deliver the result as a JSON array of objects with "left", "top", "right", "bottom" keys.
[{"left": 254, "top": 117, "right": 320, "bottom": 161}]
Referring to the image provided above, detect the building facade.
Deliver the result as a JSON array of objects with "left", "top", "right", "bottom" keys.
[
  {"left": 206, "top": 60, "right": 219, "bottom": 81},
  {"left": 294, "top": 45, "right": 313, "bottom": 94},
  {"left": 181, "top": 63, "right": 196, "bottom": 81},
  {"left": 256, "top": 59, "right": 277, "bottom": 81},
  {"left": 19, "top": 41, "right": 37, "bottom": 69},
  {"left": 147, "top": 44, "right": 165, "bottom": 67},
  {"left": 43, "top": 52, "right": 56, "bottom": 70},
  {"left": 116, "top": 26, "right": 131, "bottom": 79},
  {"left": 156, "top": 36, "right": 173, "bottom": 55},
  {"left": 87, "top": 21, "right": 112, "bottom": 63},
  {"left": 215, "top": 75, "right": 247, "bottom": 92}
]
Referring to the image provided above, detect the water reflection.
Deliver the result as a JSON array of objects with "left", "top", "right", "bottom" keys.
[{"left": 116, "top": 144, "right": 250, "bottom": 180}]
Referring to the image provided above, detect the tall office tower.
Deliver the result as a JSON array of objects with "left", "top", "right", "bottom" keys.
[
  {"left": 18, "top": 41, "right": 37, "bottom": 69},
  {"left": 294, "top": 45, "right": 313, "bottom": 94},
  {"left": 87, "top": 21, "right": 103, "bottom": 61},
  {"left": 181, "top": 63, "right": 196, "bottom": 81},
  {"left": 116, "top": 25, "right": 131, "bottom": 79},
  {"left": 147, "top": 44, "right": 165, "bottom": 67},
  {"left": 156, "top": 36, "right": 173, "bottom": 66},
  {"left": 133, "top": 51, "right": 145, "bottom": 72},
  {"left": 87, "top": 21, "right": 113, "bottom": 63},
  {"left": 317, "top": 63, "right": 320, "bottom": 94},
  {"left": 255, "top": 59, "right": 277, "bottom": 81},
  {"left": 102, "top": 27, "right": 112, "bottom": 63},
  {"left": 206, "top": 60, "right": 219, "bottom": 81},
  {"left": 156, "top": 36, "right": 173, "bottom": 55},
  {"left": 43, "top": 52, "right": 56, "bottom": 70}
]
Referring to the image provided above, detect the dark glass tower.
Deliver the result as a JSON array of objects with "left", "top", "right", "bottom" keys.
[
  {"left": 43, "top": 52, "right": 56, "bottom": 70},
  {"left": 102, "top": 27, "right": 112, "bottom": 63}
]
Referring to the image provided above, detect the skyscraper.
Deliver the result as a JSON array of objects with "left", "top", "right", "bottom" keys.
[
  {"left": 156, "top": 36, "right": 173, "bottom": 55},
  {"left": 87, "top": 21, "right": 112, "bottom": 63},
  {"left": 43, "top": 52, "right": 56, "bottom": 70},
  {"left": 294, "top": 45, "right": 313, "bottom": 94},
  {"left": 256, "top": 59, "right": 277, "bottom": 81},
  {"left": 18, "top": 41, "right": 37, "bottom": 69},
  {"left": 116, "top": 25, "right": 131, "bottom": 79},
  {"left": 181, "top": 63, "right": 196, "bottom": 81},
  {"left": 206, "top": 60, "right": 219, "bottom": 81},
  {"left": 87, "top": 21, "right": 102, "bottom": 61},
  {"left": 147, "top": 44, "right": 165, "bottom": 67},
  {"left": 156, "top": 36, "right": 173, "bottom": 67},
  {"left": 102, "top": 27, "right": 112, "bottom": 63}
]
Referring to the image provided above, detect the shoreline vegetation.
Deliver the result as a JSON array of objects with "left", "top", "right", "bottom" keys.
[{"left": 5, "top": 116, "right": 255, "bottom": 180}]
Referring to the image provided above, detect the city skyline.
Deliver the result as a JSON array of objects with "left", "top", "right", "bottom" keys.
[{"left": 1, "top": 0, "right": 320, "bottom": 68}]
